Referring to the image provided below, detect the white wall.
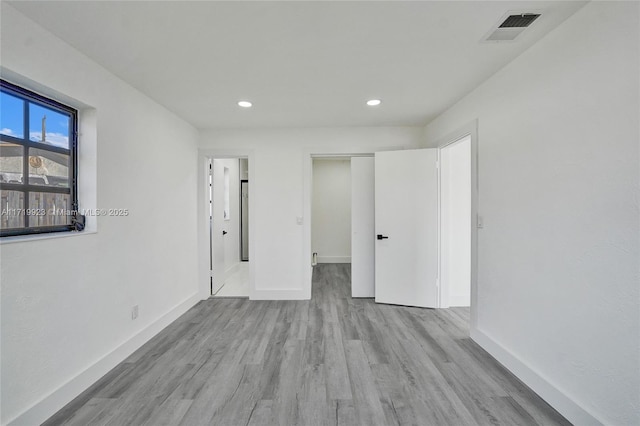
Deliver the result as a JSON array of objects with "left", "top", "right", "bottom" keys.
[
  {"left": 199, "top": 127, "right": 422, "bottom": 299},
  {"left": 312, "top": 158, "right": 351, "bottom": 263},
  {"left": 0, "top": 5, "right": 200, "bottom": 425},
  {"left": 440, "top": 136, "right": 471, "bottom": 307},
  {"left": 423, "top": 2, "right": 639, "bottom": 424}
]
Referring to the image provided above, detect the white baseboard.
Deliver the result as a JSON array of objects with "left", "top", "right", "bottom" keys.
[
  {"left": 470, "top": 328, "right": 603, "bottom": 426},
  {"left": 250, "top": 288, "right": 308, "bottom": 300},
  {"left": 317, "top": 256, "right": 351, "bottom": 264},
  {"left": 448, "top": 294, "right": 470, "bottom": 307},
  {"left": 7, "top": 293, "right": 201, "bottom": 426}
]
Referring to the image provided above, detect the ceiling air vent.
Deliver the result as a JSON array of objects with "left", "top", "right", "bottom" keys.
[
  {"left": 499, "top": 14, "right": 541, "bottom": 28},
  {"left": 484, "top": 11, "right": 542, "bottom": 42}
]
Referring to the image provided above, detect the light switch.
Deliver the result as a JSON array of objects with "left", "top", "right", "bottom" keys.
[
  {"left": 477, "top": 215, "right": 484, "bottom": 229},
  {"left": 296, "top": 216, "right": 303, "bottom": 225}
]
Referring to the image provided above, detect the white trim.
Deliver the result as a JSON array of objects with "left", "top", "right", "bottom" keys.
[
  {"left": 6, "top": 293, "right": 201, "bottom": 426},
  {"left": 316, "top": 256, "right": 351, "bottom": 264},
  {"left": 198, "top": 155, "right": 212, "bottom": 299},
  {"left": 250, "top": 288, "right": 308, "bottom": 300},
  {"left": 448, "top": 295, "right": 470, "bottom": 307},
  {"left": 470, "top": 328, "right": 604, "bottom": 426},
  {"left": 0, "top": 229, "right": 97, "bottom": 245}
]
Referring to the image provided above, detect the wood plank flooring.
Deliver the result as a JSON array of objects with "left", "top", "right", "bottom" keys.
[{"left": 43, "top": 264, "right": 570, "bottom": 426}]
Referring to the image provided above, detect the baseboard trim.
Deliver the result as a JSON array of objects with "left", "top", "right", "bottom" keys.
[
  {"left": 250, "top": 288, "right": 308, "bottom": 300},
  {"left": 7, "top": 293, "right": 201, "bottom": 426},
  {"left": 317, "top": 256, "right": 351, "bottom": 264},
  {"left": 448, "top": 294, "right": 470, "bottom": 307},
  {"left": 470, "top": 327, "right": 603, "bottom": 426}
]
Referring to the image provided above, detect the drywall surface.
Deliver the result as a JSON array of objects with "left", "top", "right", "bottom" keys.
[
  {"left": 199, "top": 127, "right": 422, "bottom": 299},
  {"left": 312, "top": 158, "right": 351, "bottom": 263},
  {"left": 424, "top": 2, "right": 639, "bottom": 424},
  {"left": 440, "top": 136, "right": 471, "bottom": 307},
  {"left": 0, "top": 5, "right": 199, "bottom": 425}
]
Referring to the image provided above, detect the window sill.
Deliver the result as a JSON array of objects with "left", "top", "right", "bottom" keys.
[{"left": 0, "top": 229, "right": 97, "bottom": 244}]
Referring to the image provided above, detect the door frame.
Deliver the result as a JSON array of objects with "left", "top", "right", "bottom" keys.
[
  {"left": 197, "top": 149, "right": 255, "bottom": 300},
  {"left": 434, "top": 120, "right": 479, "bottom": 329}
]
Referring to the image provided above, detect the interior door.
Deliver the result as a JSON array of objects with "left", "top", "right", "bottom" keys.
[
  {"left": 351, "top": 157, "right": 375, "bottom": 297},
  {"left": 211, "top": 160, "right": 226, "bottom": 294},
  {"left": 374, "top": 149, "right": 438, "bottom": 308}
]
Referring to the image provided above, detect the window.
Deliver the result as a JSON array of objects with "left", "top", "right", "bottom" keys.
[{"left": 0, "top": 80, "right": 78, "bottom": 237}]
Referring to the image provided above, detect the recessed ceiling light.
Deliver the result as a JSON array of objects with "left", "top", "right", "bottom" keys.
[
  {"left": 367, "top": 99, "right": 381, "bottom": 106},
  {"left": 238, "top": 101, "right": 252, "bottom": 108}
]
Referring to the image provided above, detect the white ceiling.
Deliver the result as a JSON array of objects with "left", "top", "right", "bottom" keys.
[{"left": 8, "top": 1, "right": 586, "bottom": 129}]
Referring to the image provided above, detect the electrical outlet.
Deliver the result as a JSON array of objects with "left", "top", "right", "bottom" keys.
[{"left": 131, "top": 305, "right": 139, "bottom": 320}]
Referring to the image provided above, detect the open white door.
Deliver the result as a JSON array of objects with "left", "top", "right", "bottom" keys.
[
  {"left": 211, "top": 160, "right": 226, "bottom": 294},
  {"left": 374, "top": 149, "right": 438, "bottom": 308},
  {"left": 351, "top": 157, "right": 375, "bottom": 298}
]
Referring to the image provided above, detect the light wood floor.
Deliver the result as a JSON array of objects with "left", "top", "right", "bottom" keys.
[{"left": 44, "top": 264, "right": 569, "bottom": 426}]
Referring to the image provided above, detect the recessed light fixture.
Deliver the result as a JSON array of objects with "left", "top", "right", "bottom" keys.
[
  {"left": 366, "top": 99, "right": 381, "bottom": 106},
  {"left": 238, "top": 101, "right": 252, "bottom": 108}
]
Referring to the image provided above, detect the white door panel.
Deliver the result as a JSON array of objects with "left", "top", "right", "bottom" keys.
[
  {"left": 351, "top": 157, "right": 375, "bottom": 298},
  {"left": 374, "top": 149, "right": 438, "bottom": 308},
  {"left": 211, "top": 160, "right": 226, "bottom": 294}
]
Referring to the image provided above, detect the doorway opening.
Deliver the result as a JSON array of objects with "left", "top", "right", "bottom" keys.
[
  {"left": 439, "top": 135, "right": 472, "bottom": 308},
  {"left": 209, "top": 157, "right": 250, "bottom": 298},
  {"left": 311, "top": 157, "right": 352, "bottom": 298},
  {"left": 434, "top": 121, "right": 478, "bottom": 333},
  {"left": 304, "top": 131, "right": 477, "bottom": 317},
  {"left": 310, "top": 155, "right": 376, "bottom": 300}
]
